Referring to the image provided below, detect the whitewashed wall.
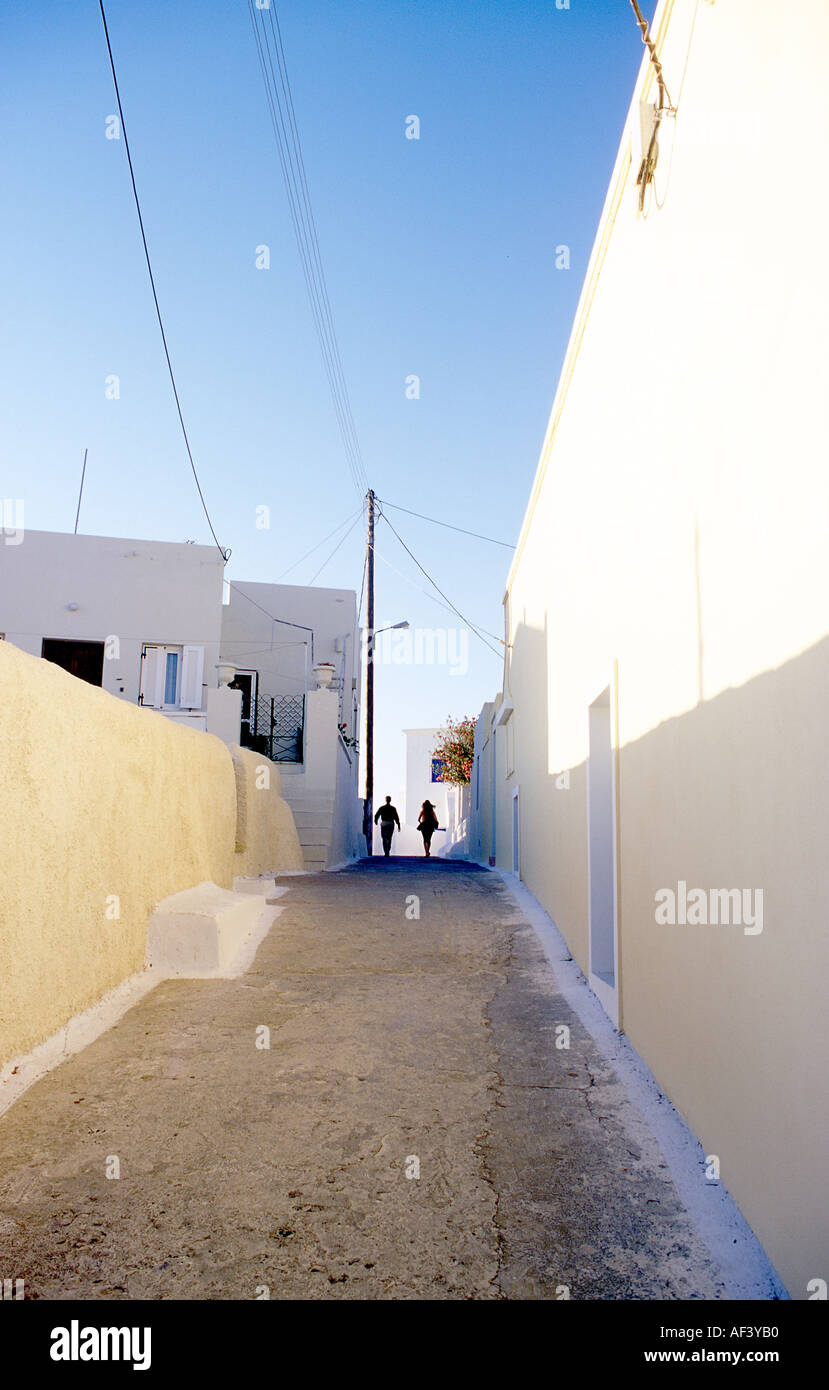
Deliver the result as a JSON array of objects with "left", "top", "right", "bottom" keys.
[{"left": 0, "top": 530, "right": 224, "bottom": 712}]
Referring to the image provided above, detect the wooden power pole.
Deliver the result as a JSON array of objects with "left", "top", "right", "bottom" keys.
[{"left": 364, "top": 489, "right": 375, "bottom": 856}]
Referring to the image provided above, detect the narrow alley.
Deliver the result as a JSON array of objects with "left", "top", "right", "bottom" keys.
[{"left": 0, "top": 860, "right": 738, "bottom": 1300}]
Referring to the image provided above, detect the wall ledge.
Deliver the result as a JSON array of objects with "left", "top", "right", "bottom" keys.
[{"left": 0, "top": 880, "right": 288, "bottom": 1120}]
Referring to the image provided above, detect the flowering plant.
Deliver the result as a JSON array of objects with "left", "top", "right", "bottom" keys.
[{"left": 432, "top": 716, "right": 476, "bottom": 785}]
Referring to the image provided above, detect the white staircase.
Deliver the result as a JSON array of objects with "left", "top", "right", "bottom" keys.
[{"left": 280, "top": 789, "right": 335, "bottom": 872}]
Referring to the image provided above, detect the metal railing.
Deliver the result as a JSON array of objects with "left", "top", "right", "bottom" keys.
[{"left": 241, "top": 692, "right": 304, "bottom": 763}]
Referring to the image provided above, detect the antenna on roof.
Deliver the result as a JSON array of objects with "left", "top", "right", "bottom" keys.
[{"left": 73, "top": 448, "right": 88, "bottom": 535}]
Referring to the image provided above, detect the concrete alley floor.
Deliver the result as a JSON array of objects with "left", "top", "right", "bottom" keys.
[{"left": 0, "top": 858, "right": 731, "bottom": 1300}]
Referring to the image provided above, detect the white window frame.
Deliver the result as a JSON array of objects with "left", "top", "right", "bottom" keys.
[{"left": 140, "top": 644, "right": 205, "bottom": 711}]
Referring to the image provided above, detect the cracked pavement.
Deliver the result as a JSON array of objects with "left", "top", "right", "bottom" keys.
[{"left": 0, "top": 858, "right": 728, "bottom": 1299}]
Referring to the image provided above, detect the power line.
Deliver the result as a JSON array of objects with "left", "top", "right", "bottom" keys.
[
  {"left": 629, "top": 0, "right": 675, "bottom": 113},
  {"left": 225, "top": 580, "right": 315, "bottom": 661},
  {"left": 275, "top": 506, "right": 362, "bottom": 581},
  {"left": 377, "top": 507, "right": 505, "bottom": 647},
  {"left": 376, "top": 497, "right": 515, "bottom": 549},
  {"left": 376, "top": 507, "right": 505, "bottom": 659},
  {"left": 357, "top": 545, "right": 368, "bottom": 626},
  {"left": 372, "top": 543, "right": 462, "bottom": 623},
  {"left": 307, "top": 512, "right": 363, "bottom": 585},
  {"left": 247, "top": 0, "right": 368, "bottom": 499},
  {"left": 227, "top": 507, "right": 364, "bottom": 660},
  {"left": 98, "top": 1, "right": 228, "bottom": 561},
  {"left": 267, "top": 2, "right": 367, "bottom": 492}
]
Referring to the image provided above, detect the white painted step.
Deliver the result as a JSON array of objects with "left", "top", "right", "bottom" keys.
[{"left": 147, "top": 882, "right": 269, "bottom": 976}]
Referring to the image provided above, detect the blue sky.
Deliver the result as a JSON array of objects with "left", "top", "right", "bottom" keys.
[{"left": 0, "top": 0, "right": 654, "bottom": 811}]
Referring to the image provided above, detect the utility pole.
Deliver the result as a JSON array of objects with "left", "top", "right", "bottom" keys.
[{"left": 363, "top": 489, "right": 376, "bottom": 856}]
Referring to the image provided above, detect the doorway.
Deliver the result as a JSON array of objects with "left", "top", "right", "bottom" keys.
[
  {"left": 512, "top": 788, "right": 520, "bottom": 877},
  {"left": 587, "top": 682, "right": 618, "bottom": 1022},
  {"left": 229, "top": 669, "right": 259, "bottom": 745},
  {"left": 41, "top": 638, "right": 104, "bottom": 688}
]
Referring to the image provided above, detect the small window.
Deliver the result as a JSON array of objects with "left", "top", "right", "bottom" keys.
[
  {"left": 164, "top": 651, "right": 179, "bottom": 705},
  {"left": 140, "top": 644, "right": 204, "bottom": 710}
]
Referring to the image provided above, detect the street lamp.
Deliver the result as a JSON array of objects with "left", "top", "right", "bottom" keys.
[{"left": 364, "top": 618, "right": 409, "bottom": 856}]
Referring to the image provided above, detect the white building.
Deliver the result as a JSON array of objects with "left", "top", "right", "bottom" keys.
[
  {"left": 220, "top": 580, "right": 362, "bottom": 870},
  {"left": 404, "top": 727, "right": 452, "bottom": 823},
  {"left": 0, "top": 529, "right": 363, "bottom": 870},
  {"left": 384, "top": 727, "right": 461, "bottom": 858},
  {"left": 220, "top": 579, "right": 359, "bottom": 756},
  {"left": 0, "top": 529, "right": 224, "bottom": 723},
  {"left": 466, "top": 0, "right": 829, "bottom": 1298}
]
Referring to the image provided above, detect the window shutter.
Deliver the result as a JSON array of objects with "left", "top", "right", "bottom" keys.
[
  {"left": 179, "top": 645, "right": 205, "bottom": 709},
  {"left": 140, "top": 645, "right": 163, "bottom": 708}
]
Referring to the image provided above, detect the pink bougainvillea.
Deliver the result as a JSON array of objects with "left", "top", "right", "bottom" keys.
[{"left": 432, "top": 716, "right": 476, "bottom": 786}]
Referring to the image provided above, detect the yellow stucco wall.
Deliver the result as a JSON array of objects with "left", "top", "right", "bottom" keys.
[
  {"left": 1, "top": 641, "right": 234, "bottom": 1063},
  {"left": 491, "top": 0, "right": 829, "bottom": 1297},
  {"left": 230, "top": 744, "right": 305, "bottom": 877}
]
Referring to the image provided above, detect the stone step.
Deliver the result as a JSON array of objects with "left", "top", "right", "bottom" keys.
[
  {"left": 278, "top": 790, "right": 335, "bottom": 870},
  {"left": 291, "top": 810, "right": 335, "bottom": 829},
  {"left": 297, "top": 836, "right": 331, "bottom": 855},
  {"left": 281, "top": 796, "right": 336, "bottom": 812}
]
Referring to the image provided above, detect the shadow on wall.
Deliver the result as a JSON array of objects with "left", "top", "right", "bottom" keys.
[
  {"left": 616, "top": 634, "right": 829, "bottom": 1300},
  {"left": 230, "top": 744, "right": 304, "bottom": 876},
  {"left": 503, "top": 625, "right": 829, "bottom": 1300},
  {"left": 508, "top": 610, "right": 549, "bottom": 719},
  {"left": 499, "top": 613, "right": 554, "bottom": 877}
]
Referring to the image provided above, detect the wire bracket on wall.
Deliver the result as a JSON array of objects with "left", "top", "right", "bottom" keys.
[
  {"left": 636, "top": 102, "right": 663, "bottom": 204},
  {"left": 629, "top": 1, "right": 678, "bottom": 211},
  {"left": 629, "top": 0, "right": 677, "bottom": 115}
]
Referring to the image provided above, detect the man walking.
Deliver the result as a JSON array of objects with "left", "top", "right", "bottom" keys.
[{"left": 374, "top": 795, "right": 401, "bottom": 857}]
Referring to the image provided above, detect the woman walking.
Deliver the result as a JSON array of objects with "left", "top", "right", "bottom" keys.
[{"left": 417, "top": 800, "right": 439, "bottom": 857}]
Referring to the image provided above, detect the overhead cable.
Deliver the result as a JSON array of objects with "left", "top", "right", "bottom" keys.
[
  {"left": 376, "top": 496, "right": 515, "bottom": 549},
  {"left": 629, "top": 0, "right": 675, "bottom": 112},
  {"left": 376, "top": 508, "right": 505, "bottom": 659},
  {"left": 307, "top": 512, "right": 363, "bottom": 585},
  {"left": 275, "top": 506, "right": 363, "bottom": 581},
  {"left": 247, "top": 0, "right": 369, "bottom": 498},
  {"left": 226, "top": 580, "right": 316, "bottom": 660},
  {"left": 357, "top": 546, "right": 368, "bottom": 626},
  {"left": 372, "top": 544, "right": 464, "bottom": 624},
  {"left": 98, "top": 0, "right": 229, "bottom": 561}
]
